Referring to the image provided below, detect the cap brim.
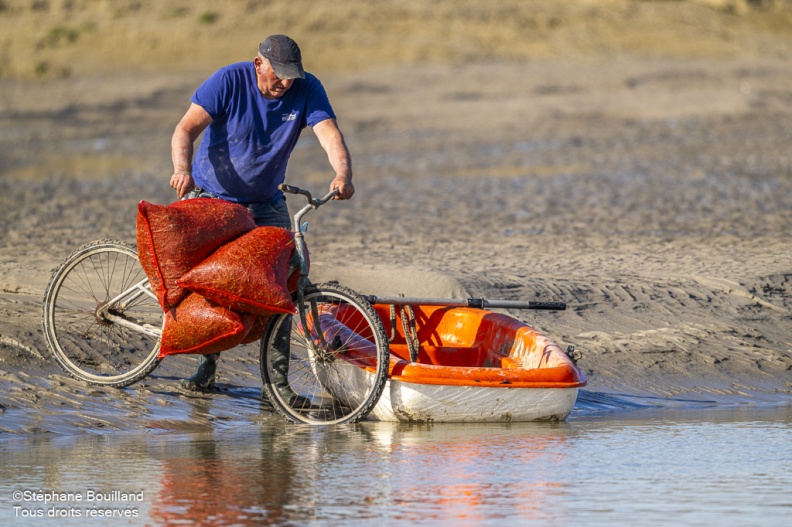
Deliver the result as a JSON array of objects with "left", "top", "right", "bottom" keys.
[{"left": 271, "top": 61, "right": 305, "bottom": 80}]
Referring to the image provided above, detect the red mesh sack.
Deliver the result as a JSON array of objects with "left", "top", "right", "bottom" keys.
[
  {"left": 136, "top": 199, "right": 256, "bottom": 311},
  {"left": 177, "top": 226, "right": 296, "bottom": 316},
  {"left": 239, "top": 315, "right": 271, "bottom": 345},
  {"left": 158, "top": 293, "right": 256, "bottom": 358}
]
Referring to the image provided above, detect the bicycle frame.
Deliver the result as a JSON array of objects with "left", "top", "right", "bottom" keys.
[{"left": 97, "top": 277, "right": 163, "bottom": 338}]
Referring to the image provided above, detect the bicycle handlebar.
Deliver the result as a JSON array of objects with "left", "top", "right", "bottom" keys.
[
  {"left": 279, "top": 184, "right": 339, "bottom": 208},
  {"left": 315, "top": 189, "right": 340, "bottom": 206},
  {"left": 279, "top": 184, "right": 310, "bottom": 199}
]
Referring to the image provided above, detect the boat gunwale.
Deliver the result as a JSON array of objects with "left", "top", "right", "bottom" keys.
[{"left": 388, "top": 357, "right": 587, "bottom": 388}]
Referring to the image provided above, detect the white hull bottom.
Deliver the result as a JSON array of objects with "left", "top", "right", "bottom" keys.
[
  {"left": 320, "top": 358, "right": 579, "bottom": 424},
  {"left": 368, "top": 380, "right": 579, "bottom": 423}
]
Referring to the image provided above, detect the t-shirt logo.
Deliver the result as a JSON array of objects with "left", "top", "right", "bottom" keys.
[{"left": 282, "top": 112, "right": 298, "bottom": 122}]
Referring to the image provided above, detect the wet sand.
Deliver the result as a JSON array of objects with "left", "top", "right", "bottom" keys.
[{"left": 2, "top": 8, "right": 792, "bottom": 434}]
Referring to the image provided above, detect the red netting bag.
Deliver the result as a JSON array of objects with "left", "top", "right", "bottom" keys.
[
  {"left": 158, "top": 293, "right": 256, "bottom": 358},
  {"left": 177, "top": 227, "right": 296, "bottom": 316},
  {"left": 136, "top": 199, "right": 256, "bottom": 311},
  {"left": 239, "top": 315, "right": 271, "bottom": 345}
]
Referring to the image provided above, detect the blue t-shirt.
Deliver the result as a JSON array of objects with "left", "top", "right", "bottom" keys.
[{"left": 190, "top": 62, "right": 335, "bottom": 203}]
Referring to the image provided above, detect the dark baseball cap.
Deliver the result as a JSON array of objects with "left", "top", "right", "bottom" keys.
[{"left": 258, "top": 35, "right": 305, "bottom": 80}]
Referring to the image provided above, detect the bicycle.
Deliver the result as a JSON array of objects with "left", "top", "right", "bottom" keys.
[{"left": 41, "top": 184, "right": 391, "bottom": 425}]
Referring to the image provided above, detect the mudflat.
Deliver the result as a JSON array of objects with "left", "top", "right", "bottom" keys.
[{"left": 1, "top": 1, "right": 791, "bottom": 433}]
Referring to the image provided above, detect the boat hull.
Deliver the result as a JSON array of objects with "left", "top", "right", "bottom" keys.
[{"left": 372, "top": 379, "right": 580, "bottom": 423}]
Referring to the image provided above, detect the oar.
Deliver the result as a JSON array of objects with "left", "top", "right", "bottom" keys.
[{"left": 363, "top": 295, "right": 566, "bottom": 311}]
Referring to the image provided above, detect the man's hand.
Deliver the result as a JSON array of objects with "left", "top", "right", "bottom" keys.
[
  {"left": 170, "top": 172, "right": 195, "bottom": 199},
  {"left": 330, "top": 175, "right": 354, "bottom": 200}
]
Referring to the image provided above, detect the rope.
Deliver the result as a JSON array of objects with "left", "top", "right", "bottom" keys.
[
  {"left": 401, "top": 305, "right": 420, "bottom": 363},
  {"left": 387, "top": 304, "right": 421, "bottom": 362},
  {"left": 388, "top": 304, "right": 398, "bottom": 343}
]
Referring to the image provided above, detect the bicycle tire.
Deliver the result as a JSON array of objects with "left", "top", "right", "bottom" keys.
[
  {"left": 42, "top": 239, "right": 163, "bottom": 387},
  {"left": 260, "top": 282, "right": 390, "bottom": 425}
]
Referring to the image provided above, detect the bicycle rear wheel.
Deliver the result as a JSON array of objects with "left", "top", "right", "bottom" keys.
[
  {"left": 42, "top": 239, "right": 163, "bottom": 387},
  {"left": 260, "top": 282, "right": 390, "bottom": 425}
]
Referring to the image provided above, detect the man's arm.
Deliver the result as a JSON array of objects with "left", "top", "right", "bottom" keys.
[
  {"left": 312, "top": 118, "right": 354, "bottom": 200},
  {"left": 170, "top": 103, "right": 213, "bottom": 199}
]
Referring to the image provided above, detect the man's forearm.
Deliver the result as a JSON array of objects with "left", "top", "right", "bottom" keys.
[
  {"left": 328, "top": 140, "right": 352, "bottom": 181},
  {"left": 171, "top": 126, "right": 195, "bottom": 175},
  {"left": 314, "top": 119, "right": 352, "bottom": 180}
]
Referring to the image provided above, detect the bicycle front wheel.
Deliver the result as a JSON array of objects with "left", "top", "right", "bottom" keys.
[
  {"left": 260, "top": 282, "right": 390, "bottom": 425},
  {"left": 42, "top": 239, "right": 163, "bottom": 387}
]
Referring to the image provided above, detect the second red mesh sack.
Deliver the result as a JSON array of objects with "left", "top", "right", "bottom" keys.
[
  {"left": 239, "top": 315, "right": 271, "bottom": 345},
  {"left": 177, "top": 226, "right": 297, "bottom": 317},
  {"left": 136, "top": 198, "right": 257, "bottom": 311},
  {"left": 158, "top": 292, "right": 256, "bottom": 358}
]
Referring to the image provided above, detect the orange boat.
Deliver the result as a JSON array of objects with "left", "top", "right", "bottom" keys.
[{"left": 311, "top": 300, "right": 586, "bottom": 423}]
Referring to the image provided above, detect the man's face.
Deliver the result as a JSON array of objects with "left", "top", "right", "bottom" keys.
[{"left": 255, "top": 56, "right": 295, "bottom": 99}]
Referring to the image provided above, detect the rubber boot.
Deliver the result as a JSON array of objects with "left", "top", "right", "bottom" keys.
[{"left": 181, "top": 353, "right": 218, "bottom": 391}]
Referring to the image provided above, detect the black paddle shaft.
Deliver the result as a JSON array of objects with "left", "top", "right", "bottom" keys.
[{"left": 363, "top": 296, "right": 567, "bottom": 311}]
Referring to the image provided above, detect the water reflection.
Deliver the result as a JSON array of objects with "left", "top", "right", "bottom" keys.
[
  {"left": 145, "top": 422, "right": 575, "bottom": 526},
  {"left": 1, "top": 404, "right": 791, "bottom": 526},
  {"left": 150, "top": 428, "right": 298, "bottom": 525},
  {"left": 359, "top": 422, "right": 572, "bottom": 526}
]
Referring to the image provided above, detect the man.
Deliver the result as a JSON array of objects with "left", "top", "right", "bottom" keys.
[{"left": 169, "top": 34, "right": 354, "bottom": 392}]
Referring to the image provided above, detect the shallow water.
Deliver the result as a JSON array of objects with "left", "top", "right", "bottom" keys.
[{"left": 1, "top": 402, "right": 790, "bottom": 526}]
